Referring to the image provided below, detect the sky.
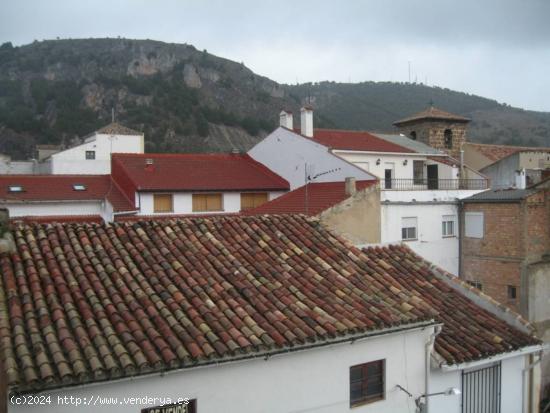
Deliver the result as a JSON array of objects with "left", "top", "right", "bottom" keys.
[{"left": 1, "top": 0, "right": 550, "bottom": 112}]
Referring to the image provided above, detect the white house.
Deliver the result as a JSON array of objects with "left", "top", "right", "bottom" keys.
[
  {"left": 249, "top": 109, "right": 488, "bottom": 274},
  {"left": 0, "top": 175, "right": 135, "bottom": 223},
  {"left": 111, "top": 152, "right": 289, "bottom": 217},
  {"left": 44, "top": 122, "right": 144, "bottom": 174},
  {"left": 0, "top": 216, "right": 541, "bottom": 413}
]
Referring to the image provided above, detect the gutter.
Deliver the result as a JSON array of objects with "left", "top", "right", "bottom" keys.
[
  {"left": 439, "top": 344, "right": 546, "bottom": 372},
  {"left": 11, "top": 320, "right": 437, "bottom": 395}
]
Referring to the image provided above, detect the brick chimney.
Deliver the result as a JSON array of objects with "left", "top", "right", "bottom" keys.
[
  {"left": 345, "top": 177, "right": 357, "bottom": 196},
  {"left": 300, "top": 106, "right": 313, "bottom": 137},
  {"left": 279, "top": 110, "right": 293, "bottom": 129}
]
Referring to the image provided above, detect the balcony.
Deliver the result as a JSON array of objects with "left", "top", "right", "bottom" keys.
[{"left": 381, "top": 179, "right": 489, "bottom": 191}]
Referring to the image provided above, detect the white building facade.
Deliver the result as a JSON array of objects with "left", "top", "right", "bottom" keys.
[
  {"left": 9, "top": 324, "right": 435, "bottom": 413},
  {"left": 46, "top": 125, "right": 144, "bottom": 175}
]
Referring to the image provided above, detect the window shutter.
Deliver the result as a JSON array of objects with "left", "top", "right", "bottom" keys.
[
  {"left": 241, "top": 193, "right": 268, "bottom": 211},
  {"left": 153, "top": 194, "right": 173, "bottom": 213},
  {"left": 465, "top": 212, "right": 484, "bottom": 238},
  {"left": 193, "top": 194, "right": 223, "bottom": 212}
]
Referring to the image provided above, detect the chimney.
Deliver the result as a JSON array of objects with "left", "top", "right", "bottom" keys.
[
  {"left": 515, "top": 168, "right": 526, "bottom": 189},
  {"left": 144, "top": 158, "right": 155, "bottom": 172},
  {"left": 0, "top": 208, "right": 15, "bottom": 254},
  {"left": 345, "top": 177, "right": 356, "bottom": 196},
  {"left": 300, "top": 106, "right": 314, "bottom": 137},
  {"left": 279, "top": 110, "right": 293, "bottom": 129}
]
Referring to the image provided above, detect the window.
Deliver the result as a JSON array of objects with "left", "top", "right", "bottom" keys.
[
  {"left": 72, "top": 184, "right": 86, "bottom": 191},
  {"left": 507, "top": 285, "right": 517, "bottom": 300},
  {"left": 465, "top": 212, "right": 484, "bottom": 238},
  {"left": 192, "top": 193, "right": 223, "bottom": 212},
  {"left": 442, "top": 215, "right": 456, "bottom": 237},
  {"left": 410, "top": 131, "right": 417, "bottom": 140},
  {"left": 401, "top": 217, "right": 417, "bottom": 241},
  {"left": 85, "top": 150, "right": 96, "bottom": 160},
  {"left": 153, "top": 194, "right": 173, "bottom": 213},
  {"left": 467, "top": 280, "right": 483, "bottom": 290},
  {"left": 8, "top": 185, "right": 23, "bottom": 192},
  {"left": 350, "top": 360, "right": 385, "bottom": 407},
  {"left": 241, "top": 192, "right": 269, "bottom": 211},
  {"left": 444, "top": 129, "right": 453, "bottom": 149},
  {"left": 413, "top": 160, "right": 424, "bottom": 185}
]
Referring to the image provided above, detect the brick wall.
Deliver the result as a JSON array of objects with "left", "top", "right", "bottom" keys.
[
  {"left": 461, "top": 202, "right": 525, "bottom": 312},
  {"left": 526, "top": 191, "right": 550, "bottom": 259}
]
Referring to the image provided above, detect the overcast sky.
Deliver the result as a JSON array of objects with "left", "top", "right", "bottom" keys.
[{"left": 1, "top": 0, "right": 549, "bottom": 111}]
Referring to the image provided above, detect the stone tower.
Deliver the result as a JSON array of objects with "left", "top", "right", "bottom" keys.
[{"left": 393, "top": 106, "right": 470, "bottom": 159}]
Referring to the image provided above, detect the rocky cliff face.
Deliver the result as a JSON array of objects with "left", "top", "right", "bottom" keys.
[{"left": 0, "top": 38, "right": 548, "bottom": 160}]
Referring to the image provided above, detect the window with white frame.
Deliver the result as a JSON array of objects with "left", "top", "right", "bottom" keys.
[
  {"left": 465, "top": 212, "right": 484, "bottom": 238},
  {"left": 442, "top": 215, "right": 456, "bottom": 237},
  {"left": 401, "top": 217, "right": 417, "bottom": 241}
]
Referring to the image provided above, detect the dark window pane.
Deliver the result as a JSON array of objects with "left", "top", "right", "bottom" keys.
[{"left": 350, "top": 366, "right": 363, "bottom": 381}]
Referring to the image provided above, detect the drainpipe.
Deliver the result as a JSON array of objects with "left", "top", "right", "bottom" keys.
[
  {"left": 522, "top": 351, "right": 542, "bottom": 413},
  {"left": 458, "top": 200, "right": 463, "bottom": 277},
  {"left": 425, "top": 325, "right": 443, "bottom": 413}
]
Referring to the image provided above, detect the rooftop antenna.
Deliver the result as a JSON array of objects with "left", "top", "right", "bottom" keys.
[
  {"left": 304, "top": 164, "right": 341, "bottom": 215},
  {"left": 408, "top": 61, "right": 411, "bottom": 83},
  {"left": 111, "top": 107, "right": 115, "bottom": 123}
]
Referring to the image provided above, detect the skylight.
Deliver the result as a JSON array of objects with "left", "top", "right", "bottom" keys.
[
  {"left": 8, "top": 185, "right": 23, "bottom": 192},
  {"left": 73, "top": 184, "right": 87, "bottom": 191}
]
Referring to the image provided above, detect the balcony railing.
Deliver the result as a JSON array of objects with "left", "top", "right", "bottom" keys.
[{"left": 381, "top": 179, "right": 489, "bottom": 191}]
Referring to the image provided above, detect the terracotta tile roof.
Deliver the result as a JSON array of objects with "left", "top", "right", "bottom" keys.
[
  {"left": 307, "top": 128, "right": 415, "bottom": 153},
  {"left": 111, "top": 153, "right": 290, "bottom": 192},
  {"left": 245, "top": 180, "right": 377, "bottom": 216},
  {"left": 362, "top": 244, "right": 540, "bottom": 365},
  {"left": 0, "top": 216, "right": 437, "bottom": 392},
  {"left": 465, "top": 142, "right": 550, "bottom": 163},
  {"left": 0, "top": 175, "right": 135, "bottom": 212},
  {"left": 393, "top": 106, "right": 470, "bottom": 125},
  {"left": 96, "top": 122, "right": 142, "bottom": 136}
]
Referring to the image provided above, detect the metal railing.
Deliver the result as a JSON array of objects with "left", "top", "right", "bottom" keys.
[{"left": 381, "top": 179, "right": 489, "bottom": 191}]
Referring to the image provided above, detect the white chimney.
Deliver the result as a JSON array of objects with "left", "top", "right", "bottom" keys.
[
  {"left": 515, "top": 168, "right": 526, "bottom": 189},
  {"left": 279, "top": 110, "right": 293, "bottom": 129},
  {"left": 300, "top": 106, "right": 314, "bottom": 137},
  {"left": 345, "top": 177, "right": 357, "bottom": 196}
]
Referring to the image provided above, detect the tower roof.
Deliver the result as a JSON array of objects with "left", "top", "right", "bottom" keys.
[{"left": 393, "top": 106, "right": 470, "bottom": 126}]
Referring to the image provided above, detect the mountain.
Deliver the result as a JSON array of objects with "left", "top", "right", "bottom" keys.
[{"left": 0, "top": 38, "right": 549, "bottom": 160}]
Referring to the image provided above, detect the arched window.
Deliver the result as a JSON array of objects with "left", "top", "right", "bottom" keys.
[
  {"left": 410, "top": 131, "right": 417, "bottom": 140},
  {"left": 444, "top": 129, "right": 453, "bottom": 148}
]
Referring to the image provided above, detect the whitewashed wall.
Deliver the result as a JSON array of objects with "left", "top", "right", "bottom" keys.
[
  {"left": 137, "top": 191, "right": 286, "bottom": 215},
  {"left": 248, "top": 128, "right": 375, "bottom": 189},
  {"left": 333, "top": 151, "right": 437, "bottom": 180},
  {"left": 51, "top": 133, "right": 144, "bottom": 175},
  {"left": 380, "top": 201, "right": 459, "bottom": 274},
  {"left": 9, "top": 326, "right": 433, "bottom": 413},
  {"left": 5, "top": 201, "right": 105, "bottom": 219},
  {"left": 430, "top": 356, "right": 528, "bottom": 413}
]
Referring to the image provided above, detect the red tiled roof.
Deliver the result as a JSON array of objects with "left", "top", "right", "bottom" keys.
[
  {"left": 111, "top": 153, "right": 290, "bottom": 192},
  {"left": 0, "top": 216, "right": 437, "bottom": 392},
  {"left": 245, "top": 180, "right": 377, "bottom": 216},
  {"left": 466, "top": 142, "right": 550, "bottom": 163},
  {"left": 393, "top": 107, "right": 470, "bottom": 125},
  {"left": 363, "top": 244, "right": 539, "bottom": 365},
  {"left": 309, "top": 129, "right": 415, "bottom": 153},
  {"left": 0, "top": 175, "right": 135, "bottom": 212}
]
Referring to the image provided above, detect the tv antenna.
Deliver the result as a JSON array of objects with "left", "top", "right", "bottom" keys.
[{"left": 304, "top": 163, "right": 341, "bottom": 215}]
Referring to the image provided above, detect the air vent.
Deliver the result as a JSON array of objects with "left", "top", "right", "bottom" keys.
[
  {"left": 73, "top": 184, "right": 87, "bottom": 191},
  {"left": 8, "top": 185, "right": 23, "bottom": 192}
]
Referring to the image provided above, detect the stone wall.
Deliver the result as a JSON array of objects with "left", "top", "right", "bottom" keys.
[{"left": 397, "top": 120, "right": 468, "bottom": 159}]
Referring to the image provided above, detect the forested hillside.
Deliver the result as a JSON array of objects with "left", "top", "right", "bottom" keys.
[{"left": 0, "top": 38, "right": 549, "bottom": 159}]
